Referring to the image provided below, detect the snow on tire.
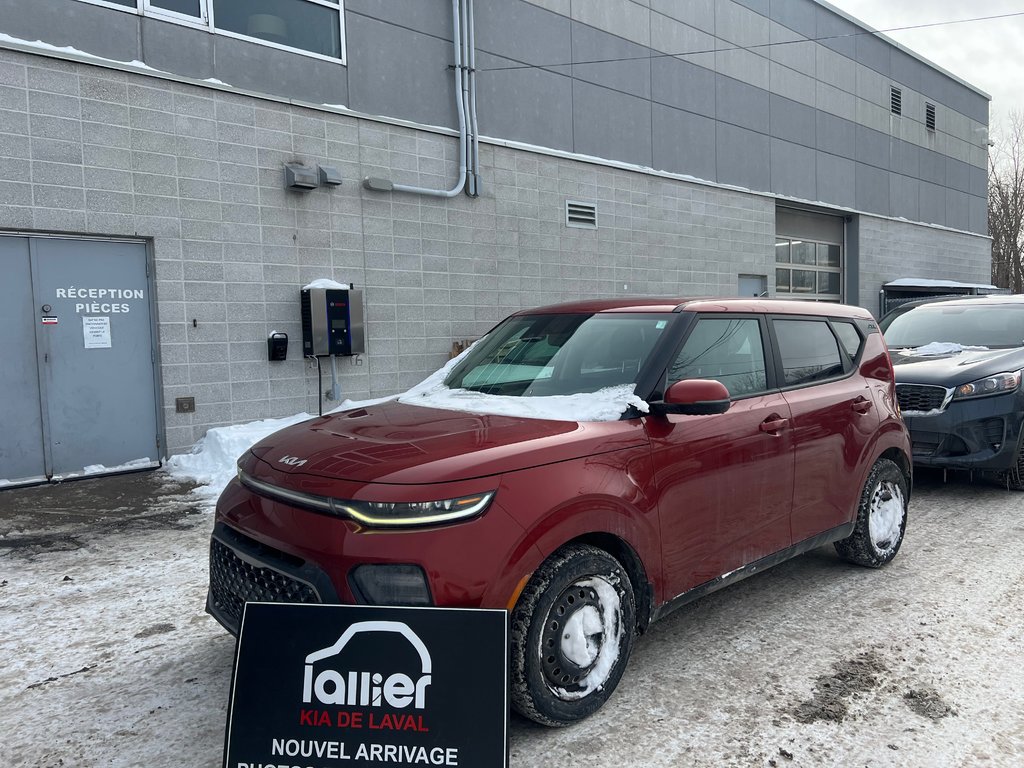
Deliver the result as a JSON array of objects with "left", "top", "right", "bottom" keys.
[
  {"left": 510, "top": 544, "right": 635, "bottom": 727},
  {"left": 834, "top": 458, "right": 909, "bottom": 567}
]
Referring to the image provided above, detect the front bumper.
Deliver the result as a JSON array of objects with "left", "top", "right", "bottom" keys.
[
  {"left": 205, "top": 475, "right": 534, "bottom": 636},
  {"left": 901, "top": 391, "right": 1024, "bottom": 471},
  {"left": 206, "top": 522, "right": 338, "bottom": 635}
]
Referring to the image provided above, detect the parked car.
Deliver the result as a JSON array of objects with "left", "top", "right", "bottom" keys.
[
  {"left": 207, "top": 298, "right": 911, "bottom": 726},
  {"left": 877, "top": 294, "right": 986, "bottom": 332},
  {"left": 883, "top": 294, "right": 1024, "bottom": 487}
]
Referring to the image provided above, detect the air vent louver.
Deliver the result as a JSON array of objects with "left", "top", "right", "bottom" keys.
[
  {"left": 890, "top": 86, "right": 902, "bottom": 116},
  {"left": 566, "top": 200, "right": 598, "bottom": 229}
]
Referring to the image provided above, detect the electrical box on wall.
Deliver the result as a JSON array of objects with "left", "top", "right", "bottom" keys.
[
  {"left": 301, "top": 287, "right": 365, "bottom": 357},
  {"left": 267, "top": 331, "right": 288, "bottom": 361}
]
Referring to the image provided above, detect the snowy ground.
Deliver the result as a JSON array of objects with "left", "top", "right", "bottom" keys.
[{"left": 2, "top": 462, "right": 1023, "bottom": 766}]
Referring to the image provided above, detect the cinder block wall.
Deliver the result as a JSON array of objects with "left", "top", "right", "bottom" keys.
[{"left": 0, "top": 48, "right": 989, "bottom": 453}]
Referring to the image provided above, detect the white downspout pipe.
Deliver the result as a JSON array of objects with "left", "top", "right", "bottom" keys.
[
  {"left": 361, "top": 0, "right": 468, "bottom": 197},
  {"left": 465, "top": 0, "right": 481, "bottom": 196}
]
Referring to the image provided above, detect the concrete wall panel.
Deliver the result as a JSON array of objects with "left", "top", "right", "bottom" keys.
[
  {"left": 475, "top": 52, "right": 573, "bottom": 151},
  {"left": 571, "top": 23, "right": 651, "bottom": 100},
  {"left": 716, "top": 75, "right": 770, "bottom": 133},
  {"left": 651, "top": 55, "right": 716, "bottom": 117},
  {"left": 770, "top": 94, "right": 816, "bottom": 148},
  {"left": 770, "top": 138, "right": 816, "bottom": 199},
  {"left": 717, "top": 122, "right": 770, "bottom": 190},
  {"left": 652, "top": 103, "right": 717, "bottom": 182},
  {"left": 816, "top": 152, "right": 857, "bottom": 209},
  {"left": 572, "top": 80, "right": 653, "bottom": 168}
]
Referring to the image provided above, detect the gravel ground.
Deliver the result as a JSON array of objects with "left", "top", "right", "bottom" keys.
[{"left": 1, "top": 468, "right": 1022, "bottom": 767}]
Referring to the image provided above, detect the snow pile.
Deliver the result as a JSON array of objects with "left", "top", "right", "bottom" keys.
[
  {"left": 164, "top": 413, "right": 314, "bottom": 501},
  {"left": 80, "top": 458, "right": 155, "bottom": 475},
  {"left": 899, "top": 342, "right": 990, "bottom": 356},
  {"left": 303, "top": 278, "right": 353, "bottom": 290},
  {"left": 0, "top": 32, "right": 159, "bottom": 70}
]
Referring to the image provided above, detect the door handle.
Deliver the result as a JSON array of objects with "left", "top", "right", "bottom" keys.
[
  {"left": 851, "top": 397, "right": 873, "bottom": 414},
  {"left": 759, "top": 416, "right": 789, "bottom": 433}
]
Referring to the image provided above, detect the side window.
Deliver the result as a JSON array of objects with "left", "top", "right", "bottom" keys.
[
  {"left": 668, "top": 318, "right": 768, "bottom": 397},
  {"left": 774, "top": 319, "right": 844, "bottom": 386},
  {"left": 832, "top": 321, "right": 863, "bottom": 360}
]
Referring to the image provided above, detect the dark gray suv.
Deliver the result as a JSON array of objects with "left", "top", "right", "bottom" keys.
[{"left": 883, "top": 295, "right": 1024, "bottom": 487}]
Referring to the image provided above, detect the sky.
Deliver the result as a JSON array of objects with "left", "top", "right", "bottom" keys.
[{"left": 830, "top": 0, "right": 1024, "bottom": 130}]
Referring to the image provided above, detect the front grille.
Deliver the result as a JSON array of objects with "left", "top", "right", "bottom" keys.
[
  {"left": 209, "top": 538, "right": 320, "bottom": 630},
  {"left": 896, "top": 384, "right": 948, "bottom": 413}
]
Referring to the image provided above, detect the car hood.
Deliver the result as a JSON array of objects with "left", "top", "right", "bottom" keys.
[
  {"left": 246, "top": 400, "right": 647, "bottom": 485},
  {"left": 890, "top": 346, "right": 1024, "bottom": 386}
]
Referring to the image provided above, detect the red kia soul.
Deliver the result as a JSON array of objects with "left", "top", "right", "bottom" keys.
[{"left": 208, "top": 298, "right": 911, "bottom": 726}]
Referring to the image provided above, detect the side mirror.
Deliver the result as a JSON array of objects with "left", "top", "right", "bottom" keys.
[{"left": 650, "top": 379, "right": 731, "bottom": 416}]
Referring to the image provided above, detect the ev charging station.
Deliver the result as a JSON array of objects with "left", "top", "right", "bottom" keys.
[{"left": 300, "top": 283, "right": 365, "bottom": 411}]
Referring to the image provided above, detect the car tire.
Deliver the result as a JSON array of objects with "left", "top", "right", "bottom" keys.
[
  {"left": 834, "top": 458, "right": 908, "bottom": 568},
  {"left": 999, "top": 436, "right": 1024, "bottom": 490},
  {"left": 510, "top": 544, "right": 635, "bottom": 726}
]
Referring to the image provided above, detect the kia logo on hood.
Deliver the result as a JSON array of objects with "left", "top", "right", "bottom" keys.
[{"left": 278, "top": 455, "right": 308, "bottom": 467}]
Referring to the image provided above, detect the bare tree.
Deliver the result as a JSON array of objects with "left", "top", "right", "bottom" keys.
[{"left": 989, "top": 111, "right": 1024, "bottom": 292}]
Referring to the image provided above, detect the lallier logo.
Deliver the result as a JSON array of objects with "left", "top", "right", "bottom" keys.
[
  {"left": 245, "top": 620, "right": 461, "bottom": 767},
  {"left": 301, "top": 621, "right": 431, "bottom": 730}
]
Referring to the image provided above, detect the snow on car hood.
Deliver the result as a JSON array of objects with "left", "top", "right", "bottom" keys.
[
  {"left": 247, "top": 400, "right": 649, "bottom": 485},
  {"left": 892, "top": 342, "right": 990, "bottom": 357},
  {"left": 393, "top": 342, "right": 650, "bottom": 422},
  {"left": 891, "top": 345, "right": 1024, "bottom": 386}
]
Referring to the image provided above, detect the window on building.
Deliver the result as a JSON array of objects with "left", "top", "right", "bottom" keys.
[
  {"left": 890, "top": 85, "right": 902, "bottom": 116},
  {"left": 926, "top": 102, "right": 936, "bottom": 132},
  {"left": 775, "top": 239, "right": 842, "bottom": 302},
  {"left": 75, "top": 0, "right": 344, "bottom": 62},
  {"left": 149, "top": 0, "right": 202, "bottom": 17}
]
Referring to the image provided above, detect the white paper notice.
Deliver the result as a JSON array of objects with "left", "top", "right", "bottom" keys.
[{"left": 83, "top": 316, "right": 112, "bottom": 349}]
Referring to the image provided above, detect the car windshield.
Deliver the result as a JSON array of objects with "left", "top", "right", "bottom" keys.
[
  {"left": 445, "top": 313, "right": 672, "bottom": 396},
  {"left": 883, "top": 304, "right": 1024, "bottom": 349}
]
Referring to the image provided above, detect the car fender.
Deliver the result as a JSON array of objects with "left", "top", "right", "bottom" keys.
[{"left": 480, "top": 448, "right": 662, "bottom": 609}]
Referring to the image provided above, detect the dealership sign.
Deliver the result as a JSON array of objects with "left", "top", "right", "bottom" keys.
[{"left": 223, "top": 603, "right": 508, "bottom": 767}]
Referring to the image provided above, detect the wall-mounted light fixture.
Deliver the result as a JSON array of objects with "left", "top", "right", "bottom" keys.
[
  {"left": 319, "top": 165, "right": 343, "bottom": 186},
  {"left": 284, "top": 162, "right": 318, "bottom": 191},
  {"left": 362, "top": 177, "right": 394, "bottom": 192}
]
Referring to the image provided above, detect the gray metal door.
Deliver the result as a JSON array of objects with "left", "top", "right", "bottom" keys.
[
  {"left": 0, "top": 235, "right": 160, "bottom": 485},
  {"left": 0, "top": 236, "right": 47, "bottom": 484}
]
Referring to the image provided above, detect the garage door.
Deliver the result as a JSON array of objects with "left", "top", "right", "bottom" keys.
[{"left": 0, "top": 235, "right": 161, "bottom": 486}]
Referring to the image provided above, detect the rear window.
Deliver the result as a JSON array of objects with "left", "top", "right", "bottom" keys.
[
  {"left": 774, "top": 319, "right": 845, "bottom": 385},
  {"left": 884, "top": 304, "right": 1024, "bottom": 349},
  {"left": 832, "top": 321, "right": 863, "bottom": 359}
]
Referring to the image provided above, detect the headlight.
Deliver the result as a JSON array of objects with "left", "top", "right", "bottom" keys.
[
  {"left": 952, "top": 371, "right": 1022, "bottom": 400},
  {"left": 335, "top": 492, "right": 495, "bottom": 527},
  {"left": 237, "top": 468, "right": 494, "bottom": 527},
  {"left": 238, "top": 468, "right": 334, "bottom": 512}
]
